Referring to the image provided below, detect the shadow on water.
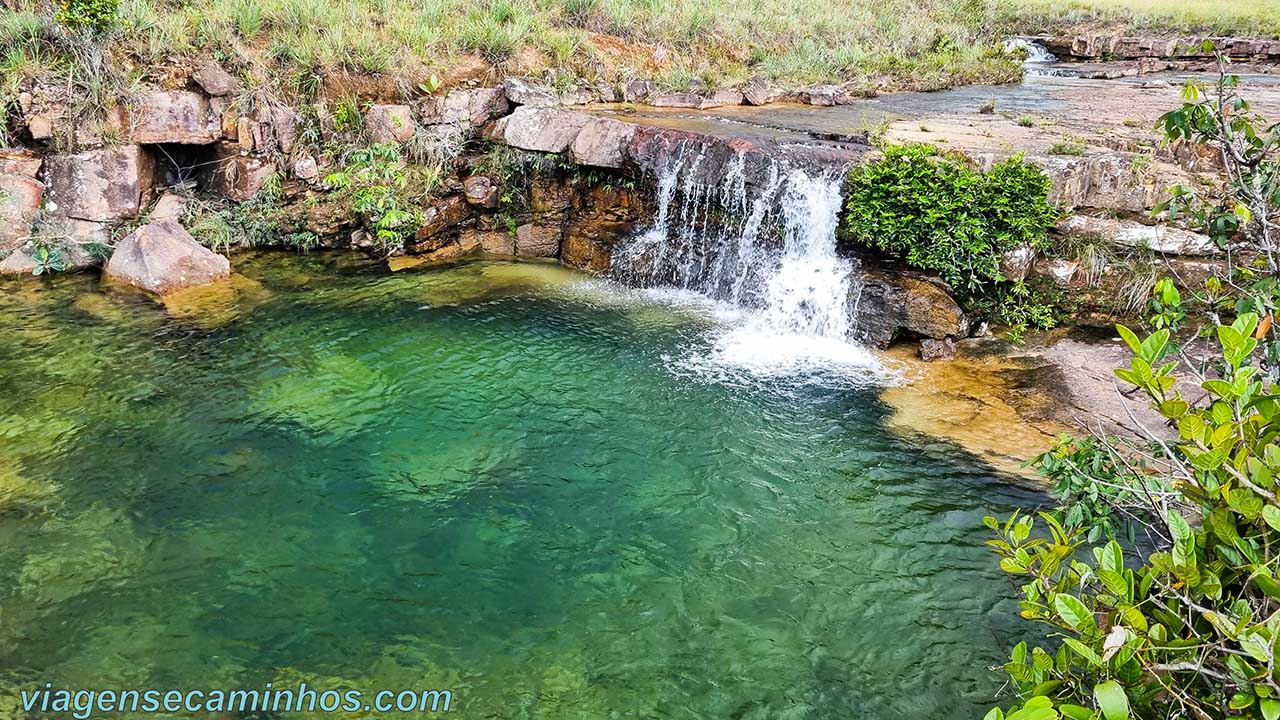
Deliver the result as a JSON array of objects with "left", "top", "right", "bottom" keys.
[{"left": 0, "top": 257, "right": 1046, "bottom": 719}]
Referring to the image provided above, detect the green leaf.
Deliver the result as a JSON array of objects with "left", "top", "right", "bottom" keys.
[
  {"left": 1055, "top": 594, "right": 1096, "bottom": 632},
  {"left": 1116, "top": 325, "right": 1142, "bottom": 355},
  {"left": 1064, "top": 638, "right": 1103, "bottom": 667},
  {"left": 1262, "top": 698, "right": 1280, "bottom": 720},
  {"left": 1059, "top": 705, "right": 1096, "bottom": 720},
  {"left": 1093, "top": 681, "right": 1130, "bottom": 720},
  {"left": 1263, "top": 505, "right": 1280, "bottom": 533}
]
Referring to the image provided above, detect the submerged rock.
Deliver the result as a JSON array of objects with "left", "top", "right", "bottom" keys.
[{"left": 104, "top": 220, "right": 231, "bottom": 295}]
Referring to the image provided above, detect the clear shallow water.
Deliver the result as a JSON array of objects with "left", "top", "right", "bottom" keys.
[{"left": 0, "top": 255, "right": 1041, "bottom": 719}]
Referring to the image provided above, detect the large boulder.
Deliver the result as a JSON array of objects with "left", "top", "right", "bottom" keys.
[
  {"left": 621, "top": 79, "right": 656, "bottom": 103},
  {"left": 104, "top": 220, "right": 230, "bottom": 295},
  {"left": 420, "top": 88, "right": 509, "bottom": 126},
  {"left": 498, "top": 107, "right": 590, "bottom": 153},
  {"left": 742, "top": 76, "right": 773, "bottom": 106},
  {"left": 191, "top": 60, "right": 241, "bottom": 96},
  {"left": 0, "top": 171, "right": 42, "bottom": 256},
  {"left": 1057, "top": 214, "right": 1218, "bottom": 256},
  {"left": 365, "top": 104, "right": 416, "bottom": 143},
  {"left": 503, "top": 78, "right": 559, "bottom": 107},
  {"left": 852, "top": 270, "right": 969, "bottom": 347},
  {"left": 570, "top": 117, "right": 636, "bottom": 168},
  {"left": 44, "top": 145, "right": 153, "bottom": 222},
  {"left": 128, "top": 91, "right": 219, "bottom": 144},
  {"left": 414, "top": 195, "right": 473, "bottom": 247}
]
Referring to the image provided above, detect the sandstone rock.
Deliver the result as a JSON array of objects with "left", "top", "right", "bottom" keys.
[
  {"left": 1035, "top": 258, "right": 1080, "bottom": 286},
  {"left": 650, "top": 93, "right": 702, "bottom": 108},
  {"left": 191, "top": 60, "right": 241, "bottom": 96},
  {"left": 700, "top": 89, "right": 744, "bottom": 108},
  {"left": 45, "top": 145, "right": 153, "bottom": 222},
  {"left": 421, "top": 87, "right": 509, "bottom": 126},
  {"left": 61, "top": 218, "right": 111, "bottom": 247},
  {"left": 852, "top": 271, "right": 969, "bottom": 347},
  {"left": 416, "top": 232, "right": 482, "bottom": 263},
  {"left": 0, "top": 172, "right": 42, "bottom": 255},
  {"left": 920, "top": 337, "right": 957, "bottom": 362},
  {"left": 742, "top": 76, "right": 772, "bottom": 106},
  {"left": 570, "top": 117, "right": 637, "bottom": 168},
  {"left": 473, "top": 229, "right": 514, "bottom": 255},
  {"left": 205, "top": 143, "right": 275, "bottom": 201},
  {"left": 150, "top": 193, "right": 188, "bottom": 222},
  {"left": 500, "top": 107, "right": 590, "bottom": 153},
  {"left": 129, "top": 91, "right": 219, "bottom": 144},
  {"left": 463, "top": 176, "right": 499, "bottom": 208},
  {"left": 807, "top": 85, "right": 848, "bottom": 106},
  {"left": 503, "top": 78, "right": 559, "bottom": 107},
  {"left": 105, "top": 220, "right": 231, "bottom": 295},
  {"left": 366, "top": 104, "right": 416, "bottom": 143},
  {"left": 595, "top": 82, "right": 619, "bottom": 103},
  {"left": 0, "top": 152, "right": 42, "bottom": 178},
  {"left": 531, "top": 176, "right": 576, "bottom": 212},
  {"left": 1000, "top": 244, "right": 1036, "bottom": 282},
  {"left": 27, "top": 115, "right": 54, "bottom": 140},
  {"left": 292, "top": 154, "right": 319, "bottom": 181},
  {"left": 562, "top": 219, "right": 636, "bottom": 273},
  {"left": 621, "top": 79, "right": 656, "bottom": 103},
  {"left": 515, "top": 223, "right": 560, "bottom": 258},
  {"left": 559, "top": 87, "right": 596, "bottom": 106},
  {"left": 1057, "top": 214, "right": 1218, "bottom": 256},
  {"left": 0, "top": 247, "right": 36, "bottom": 275},
  {"left": 415, "top": 195, "right": 472, "bottom": 244}
]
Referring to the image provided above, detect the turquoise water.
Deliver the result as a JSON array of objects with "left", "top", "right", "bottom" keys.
[{"left": 0, "top": 255, "right": 1040, "bottom": 719}]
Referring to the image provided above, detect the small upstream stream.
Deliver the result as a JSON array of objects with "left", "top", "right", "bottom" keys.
[{"left": 0, "top": 256, "right": 1043, "bottom": 718}]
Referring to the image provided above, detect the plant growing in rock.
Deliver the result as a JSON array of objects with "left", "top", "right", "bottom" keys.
[
  {"left": 324, "top": 142, "right": 425, "bottom": 252},
  {"left": 987, "top": 312, "right": 1280, "bottom": 720}
]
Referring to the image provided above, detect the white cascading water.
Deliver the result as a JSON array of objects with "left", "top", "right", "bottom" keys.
[{"left": 613, "top": 144, "right": 883, "bottom": 382}]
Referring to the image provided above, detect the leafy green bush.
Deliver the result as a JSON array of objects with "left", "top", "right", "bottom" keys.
[
  {"left": 842, "top": 143, "right": 1058, "bottom": 295},
  {"left": 325, "top": 143, "right": 432, "bottom": 252},
  {"left": 987, "top": 313, "right": 1280, "bottom": 720},
  {"left": 55, "top": 0, "right": 120, "bottom": 33},
  {"left": 842, "top": 143, "right": 1060, "bottom": 337}
]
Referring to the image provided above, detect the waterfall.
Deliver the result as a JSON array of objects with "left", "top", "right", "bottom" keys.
[{"left": 613, "top": 143, "right": 883, "bottom": 382}]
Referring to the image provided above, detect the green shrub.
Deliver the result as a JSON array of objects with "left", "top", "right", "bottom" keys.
[
  {"left": 324, "top": 142, "right": 427, "bottom": 252},
  {"left": 987, "top": 312, "right": 1280, "bottom": 720},
  {"left": 55, "top": 0, "right": 120, "bottom": 33},
  {"left": 842, "top": 143, "right": 1059, "bottom": 296}
]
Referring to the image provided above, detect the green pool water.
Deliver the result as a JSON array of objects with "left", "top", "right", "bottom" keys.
[{"left": 0, "top": 255, "right": 1041, "bottom": 719}]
